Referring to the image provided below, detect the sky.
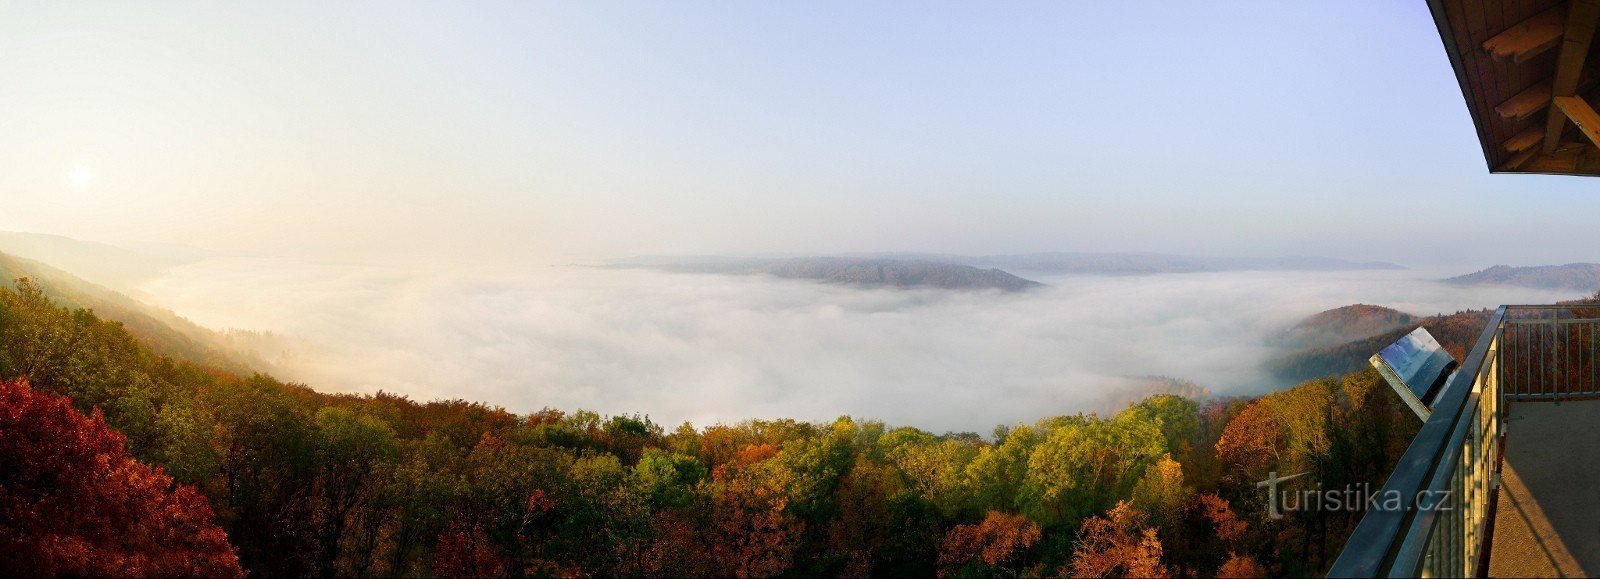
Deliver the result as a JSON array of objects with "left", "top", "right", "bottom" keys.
[{"left": 4, "top": 1, "right": 1600, "bottom": 268}]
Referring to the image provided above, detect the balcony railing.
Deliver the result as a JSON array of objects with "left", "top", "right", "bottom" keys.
[{"left": 1329, "top": 304, "right": 1600, "bottom": 577}]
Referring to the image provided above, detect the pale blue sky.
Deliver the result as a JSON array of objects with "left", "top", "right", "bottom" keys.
[{"left": 2, "top": 1, "right": 1597, "bottom": 268}]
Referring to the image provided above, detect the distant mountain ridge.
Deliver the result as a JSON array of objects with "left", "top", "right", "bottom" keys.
[
  {"left": 1445, "top": 263, "right": 1600, "bottom": 292},
  {"left": 619, "top": 252, "right": 1404, "bottom": 288},
  {"left": 0, "top": 231, "right": 196, "bottom": 287},
  {"left": 638, "top": 257, "right": 1044, "bottom": 291},
  {"left": 960, "top": 252, "right": 1404, "bottom": 274}
]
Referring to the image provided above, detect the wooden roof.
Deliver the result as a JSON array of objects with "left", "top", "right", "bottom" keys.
[{"left": 1430, "top": 0, "right": 1600, "bottom": 175}]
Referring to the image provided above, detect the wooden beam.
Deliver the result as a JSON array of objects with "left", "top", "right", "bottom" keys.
[
  {"left": 1501, "top": 126, "right": 1544, "bottom": 154},
  {"left": 1483, "top": 6, "right": 1567, "bottom": 63},
  {"left": 1544, "top": 0, "right": 1600, "bottom": 153},
  {"left": 1497, "top": 148, "right": 1538, "bottom": 171},
  {"left": 1554, "top": 95, "right": 1600, "bottom": 148},
  {"left": 1496, "top": 81, "right": 1552, "bottom": 121}
]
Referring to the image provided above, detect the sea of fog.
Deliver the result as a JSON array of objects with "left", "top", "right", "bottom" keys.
[{"left": 134, "top": 259, "right": 1578, "bottom": 433}]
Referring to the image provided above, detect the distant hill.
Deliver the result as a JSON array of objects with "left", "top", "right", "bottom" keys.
[
  {"left": 0, "top": 231, "right": 199, "bottom": 287},
  {"left": 621, "top": 251, "right": 1403, "bottom": 284},
  {"left": 1445, "top": 263, "right": 1600, "bottom": 292},
  {"left": 0, "top": 251, "right": 263, "bottom": 373},
  {"left": 1267, "top": 306, "right": 1491, "bottom": 384},
  {"left": 628, "top": 257, "right": 1045, "bottom": 291},
  {"left": 961, "top": 252, "right": 1404, "bottom": 275},
  {"left": 836, "top": 251, "right": 1402, "bottom": 274},
  {"left": 1277, "top": 304, "right": 1418, "bottom": 350}
]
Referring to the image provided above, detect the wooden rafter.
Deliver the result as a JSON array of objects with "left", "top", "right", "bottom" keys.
[
  {"left": 1496, "top": 81, "right": 1553, "bottom": 121},
  {"left": 1544, "top": 0, "right": 1600, "bottom": 153},
  {"left": 1484, "top": 6, "right": 1568, "bottom": 63},
  {"left": 1499, "top": 148, "right": 1539, "bottom": 171},
  {"left": 1502, "top": 126, "right": 1545, "bottom": 154}
]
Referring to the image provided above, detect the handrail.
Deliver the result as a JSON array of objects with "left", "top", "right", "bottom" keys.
[
  {"left": 1327, "top": 306, "right": 1506, "bottom": 577},
  {"left": 1387, "top": 334, "right": 1496, "bottom": 577}
]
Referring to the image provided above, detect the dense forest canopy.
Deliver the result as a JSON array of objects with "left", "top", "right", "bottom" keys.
[{"left": 0, "top": 276, "right": 1424, "bottom": 577}]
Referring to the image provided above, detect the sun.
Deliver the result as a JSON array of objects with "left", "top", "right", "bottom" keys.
[{"left": 68, "top": 166, "right": 93, "bottom": 188}]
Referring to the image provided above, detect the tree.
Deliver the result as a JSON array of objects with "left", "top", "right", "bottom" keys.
[
  {"left": 0, "top": 378, "right": 243, "bottom": 577},
  {"left": 209, "top": 375, "right": 320, "bottom": 575},
  {"left": 434, "top": 521, "right": 508, "bottom": 577},
  {"left": 1068, "top": 502, "right": 1169, "bottom": 578},
  {"left": 1217, "top": 553, "right": 1268, "bottom": 578},
  {"left": 937, "top": 511, "right": 1041, "bottom": 577},
  {"left": 965, "top": 425, "right": 1039, "bottom": 514},
  {"left": 1020, "top": 414, "right": 1166, "bottom": 528},
  {"left": 885, "top": 432, "right": 980, "bottom": 518},
  {"left": 1129, "top": 455, "right": 1190, "bottom": 529},
  {"left": 709, "top": 444, "right": 805, "bottom": 577},
  {"left": 636, "top": 447, "right": 707, "bottom": 510},
  {"left": 383, "top": 433, "right": 466, "bottom": 576},
  {"left": 1197, "top": 493, "right": 1248, "bottom": 544},
  {"left": 312, "top": 406, "right": 401, "bottom": 575}
]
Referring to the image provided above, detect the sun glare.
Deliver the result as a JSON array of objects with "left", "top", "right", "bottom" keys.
[{"left": 68, "top": 166, "right": 93, "bottom": 188}]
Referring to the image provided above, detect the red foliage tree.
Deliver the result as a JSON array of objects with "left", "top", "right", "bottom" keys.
[
  {"left": 433, "top": 521, "right": 508, "bottom": 578},
  {"left": 0, "top": 378, "right": 243, "bottom": 577}
]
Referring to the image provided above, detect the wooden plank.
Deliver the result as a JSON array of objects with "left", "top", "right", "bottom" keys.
[
  {"left": 1554, "top": 95, "right": 1600, "bottom": 148},
  {"left": 1497, "top": 147, "right": 1539, "bottom": 171},
  {"left": 1544, "top": 0, "right": 1600, "bottom": 152},
  {"left": 1502, "top": 126, "right": 1545, "bottom": 153},
  {"left": 1496, "top": 80, "right": 1553, "bottom": 120},
  {"left": 1483, "top": 6, "right": 1567, "bottom": 63}
]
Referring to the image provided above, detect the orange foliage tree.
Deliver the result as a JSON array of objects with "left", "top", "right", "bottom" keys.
[
  {"left": 1217, "top": 552, "right": 1269, "bottom": 578},
  {"left": 1068, "top": 502, "right": 1170, "bottom": 578},
  {"left": 937, "top": 511, "right": 1042, "bottom": 577}
]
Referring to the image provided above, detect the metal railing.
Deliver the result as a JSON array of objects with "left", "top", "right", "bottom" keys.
[
  {"left": 1329, "top": 304, "right": 1600, "bottom": 577},
  {"left": 1501, "top": 305, "right": 1600, "bottom": 400}
]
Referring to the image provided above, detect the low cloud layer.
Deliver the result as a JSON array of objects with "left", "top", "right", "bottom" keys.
[{"left": 137, "top": 259, "right": 1578, "bottom": 433}]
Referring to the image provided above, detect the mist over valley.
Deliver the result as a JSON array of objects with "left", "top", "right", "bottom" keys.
[{"left": 116, "top": 251, "right": 1576, "bottom": 434}]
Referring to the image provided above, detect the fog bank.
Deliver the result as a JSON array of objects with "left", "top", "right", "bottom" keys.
[{"left": 137, "top": 259, "right": 1578, "bottom": 433}]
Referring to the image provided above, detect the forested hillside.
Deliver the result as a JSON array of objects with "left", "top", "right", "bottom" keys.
[
  {"left": 0, "top": 276, "right": 1422, "bottom": 577},
  {"left": 1278, "top": 305, "right": 1416, "bottom": 350},
  {"left": 1268, "top": 307, "right": 1492, "bottom": 384},
  {"left": 0, "top": 251, "right": 263, "bottom": 372}
]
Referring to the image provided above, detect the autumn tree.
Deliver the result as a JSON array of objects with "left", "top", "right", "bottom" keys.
[
  {"left": 1217, "top": 553, "right": 1268, "bottom": 578},
  {"left": 937, "top": 511, "right": 1042, "bottom": 577},
  {"left": 0, "top": 378, "right": 243, "bottom": 577},
  {"left": 709, "top": 444, "right": 806, "bottom": 577},
  {"left": 434, "top": 521, "right": 508, "bottom": 577},
  {"left": 1068, "top": 502, "right": 1169, "bottom": 578}
]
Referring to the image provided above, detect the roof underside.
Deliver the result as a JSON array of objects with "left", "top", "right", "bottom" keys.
[{"left": 1430, "top": 0, "right": 1600, "bottom": 176}]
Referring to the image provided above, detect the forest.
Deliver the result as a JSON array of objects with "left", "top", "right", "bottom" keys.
[{"left": 0, "top": 276, "right": 1423, "bottom": 577}]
